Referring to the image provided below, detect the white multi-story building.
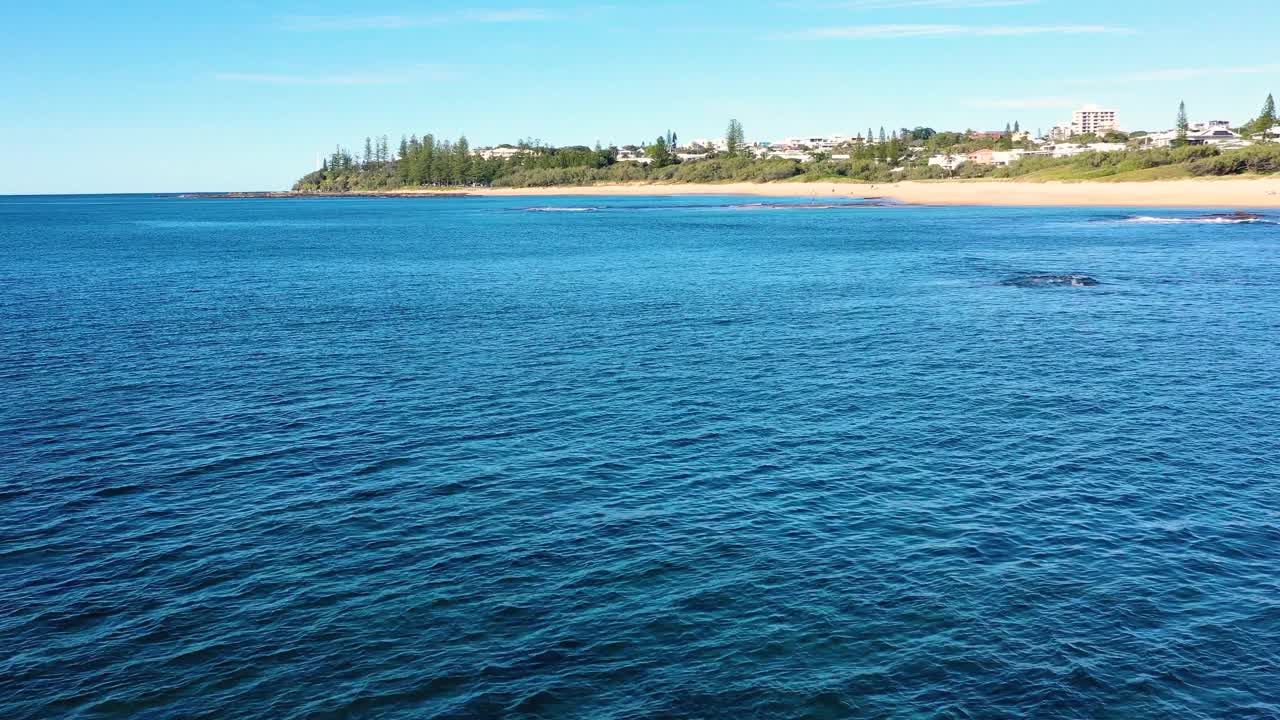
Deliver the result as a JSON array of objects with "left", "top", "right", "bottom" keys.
[
  {"left": 1071, "top": 105, "right": 1119, "bottom": 136},
  {"left": 1049, "top": 124, "right": 1074, "bottom": 142}
]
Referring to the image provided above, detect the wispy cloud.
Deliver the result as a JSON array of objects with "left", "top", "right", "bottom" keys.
[
  {"left": 213, "top": 65, "right": 457, "bottom": 86},
  {"left": 813, "top": 0, "right": 1039, "bottom": 8},
  {"left": 282, "top": 8, "right": 555, "bottom": 31},
  {"left": 794, "top": 24, "right": 1128, "bottom": 38},
  {"left": 965, "top": 97, "right": 1080, "bottom": 110},
  {"left": 1069, "top": 64, "right": 1280, "bottom": 85}
]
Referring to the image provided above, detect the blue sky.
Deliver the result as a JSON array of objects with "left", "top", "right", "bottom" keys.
[{"left": 3, "top": 0, "right": 1278, "bottom": 193}]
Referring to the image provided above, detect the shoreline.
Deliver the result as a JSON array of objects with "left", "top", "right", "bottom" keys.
[{"left": 191, "top": 177, "right": 1280, "bottom": 208}]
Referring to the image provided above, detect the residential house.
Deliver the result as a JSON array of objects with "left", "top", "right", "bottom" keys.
[
  {"left": 615, "top": 148, "right": 653, "bottom": 165},
  {"left": 478, "top": 146, "right": 524, "bottom": 160},
  {"left": 928, "top": 154, "right": 965, "bottom": 171},
  {"left": 1187, "top": 125, "right": 1249, "bottom": 148},
  {"left": 966, "top": 149, "right": 1018, "bottom": 166}
]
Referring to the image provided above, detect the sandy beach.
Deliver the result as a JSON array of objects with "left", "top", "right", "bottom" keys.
[{"left": 375, "top": 178, "right": 1280, "bottom": 208}]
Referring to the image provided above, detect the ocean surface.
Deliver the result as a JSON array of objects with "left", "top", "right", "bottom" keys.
[{"left": 2, "top": 194, "right": 1278, "bottom": 719}]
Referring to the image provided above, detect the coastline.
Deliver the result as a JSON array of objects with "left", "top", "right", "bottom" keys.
[
  {"left": 419, "top": 178, "right": 1280, "bottom": 208},
  {"left": 194, "top": 177, "right": 1280, "bottom": 208}
]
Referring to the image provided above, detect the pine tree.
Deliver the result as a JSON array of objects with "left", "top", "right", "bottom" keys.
[
  {"left": 455, "top": 136, "right": 471, "bottom": 184},
  {"left": 1013, "top": 120, "right": 1020, "bottom": 134},
  {"left": 648, "top": 135, "right": 674, "bottom": 166},
  {"left": 1256, "top": 93, "right": 1276, "bottom": 138},
  {"left": 725, "top": 119, "right": 745, "bottom": 156},
  {"left": 363, "top": 137, "right": 373, "bottom": 167},
  {"left": 1176, "top": 101, "right": 1189, "bottom": 145}
]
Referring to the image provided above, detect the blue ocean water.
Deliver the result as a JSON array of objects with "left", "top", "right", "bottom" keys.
[{"left": 2, "top": 194, "right": 1278, "bottom": 719}]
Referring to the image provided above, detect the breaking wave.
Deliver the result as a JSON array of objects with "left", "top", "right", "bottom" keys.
[{"left": 1119, "top": 213, "right": 1277, "bottom": 225}]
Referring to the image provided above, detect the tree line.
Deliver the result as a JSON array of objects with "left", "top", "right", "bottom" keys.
[{"left": 295, "top": 103, "right": 1279, "bottom": 191}]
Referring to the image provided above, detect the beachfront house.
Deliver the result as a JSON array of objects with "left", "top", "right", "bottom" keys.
[
  {"left": 1141, "top": 130, "right": 1180, "bottom": 148},
  {"left": 1044, "top": 142, "right": 1125, "bottom": 158},
  {"left": 928, "top": 154, "right": 965, "bottom": 171},
  {"left": 1141, "top": 121, "right": 1252, "bottom": 149},
  {"left": 615, "top": 148, "right": 654, "bottom": 165},
  {"left": 775, "top": 136, "right": 852, "bottom": 150},
  {"left": 966, "top": 149, "right": 1019, "bottom": 167},
  {"left": 1187, "top": 125, "right": 1250, "bottom": 148}
]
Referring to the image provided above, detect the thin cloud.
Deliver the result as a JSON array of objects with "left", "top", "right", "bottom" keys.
[
  {"left": 815, "top": 0, "right": 1039, "bottom": 8},
  {"left": 795, "top": 24, "right": 1128, "bottom": 38},
  {"left": 282, "top": 8, "right": 555, "bottom": 30},
  {"left": 966, "top": 97, "right": 1080, "bottom": 110},
  {"left": 1070, "top": 64, "right": 1280, "bottom": 85},
  {"left": 213, "top": 66, "right": 457, "bottom": 86}
]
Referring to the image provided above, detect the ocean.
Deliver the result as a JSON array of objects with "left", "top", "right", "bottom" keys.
[{"left": 2, "top": 194, "right": 1278, "bottom": 719}]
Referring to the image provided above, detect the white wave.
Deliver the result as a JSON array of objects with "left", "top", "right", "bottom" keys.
[
  {"left": 1121, "top": 215, "right": 1274, "bottom": 225},
  {"left": 523, "top": 207, "right": 600, "bottom": 213}
]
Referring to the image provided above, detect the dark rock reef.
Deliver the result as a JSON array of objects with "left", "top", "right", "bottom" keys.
[
  {"left": 1002, "top": 274, "right": 1100, "bottom": 288},
  {"left": 1198, "top": 211, "right": 1266, "bottom": 221}
]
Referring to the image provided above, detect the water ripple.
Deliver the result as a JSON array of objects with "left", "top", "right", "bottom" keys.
[{"left": 1, "top": 195, "right": 1278, "bottom": 719}]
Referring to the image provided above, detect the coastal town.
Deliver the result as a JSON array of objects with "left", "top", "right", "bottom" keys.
[
  {"left": 297, "top": 94, "right": 1280, "bottom": 192},
  {"left": 476, "top": 103, "right": 1280, "bottom": 173}
]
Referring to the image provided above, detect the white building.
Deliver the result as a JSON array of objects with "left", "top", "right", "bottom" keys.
[
  {"left": 927, "top": 153, "right": 960, "bottom": 169},
  {"left": 774, "top": 135, "right": 855, "bottom": 150},
  {"left": 1043, "top": 142, "right": 1125, "bottom": 158},
  {"left": 690, "top": 138, "right": 730, "bottom": 152},
  {"left": 615, "top": 148, "right": 653, "bottom": 165},
  {"left": 1071, "top": 105, "right": 1119, "bottom": 136},
  {"left": 477, "top": 146, "right": 524, "bottom": 160},
  {"left": 1190, "top": 120, "right": 1231, "bottom": 132},
  {"left": 1143, "top": 121, "right": 1253, "bottom": 149},
  {"left": 1142, "top": 130, "right": 1180, "bottom": 149},
  {"left": 1049, "top": 124, "right": 1074, "bottom": 142},
  {"left": 1187, "top": 125, "right": 1247, "bottom": 147}
]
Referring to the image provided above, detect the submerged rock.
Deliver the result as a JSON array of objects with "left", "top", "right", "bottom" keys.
[
  {"left": 1003, "top": 274, "right": 1100, "bottom": 288},
  {"left": 1199, "top": 211, "right": 1265, "bottom": 222}
]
